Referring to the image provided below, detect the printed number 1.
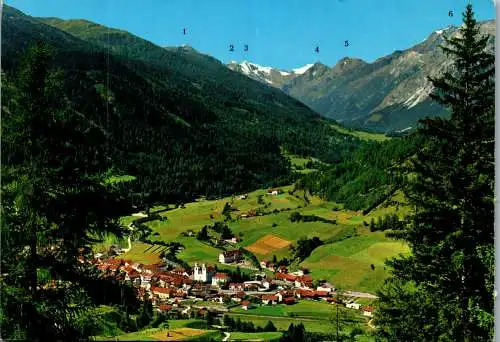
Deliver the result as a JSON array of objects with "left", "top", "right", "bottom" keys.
[{"left": 315, "top": 46, "right": 320, "bottom": 53}]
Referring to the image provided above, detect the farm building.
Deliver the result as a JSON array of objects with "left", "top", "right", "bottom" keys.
[
  {"left": 262, "top": 294, "right": 279, "bottom": 305},
  {"left": 346, "top": 302, "right": 361, "bottom": 310},
  {"left": 241, "top": 300, "right": 252, "bottom": 310},
  {"left": 316, "top": 282, "right": 335, "bottom": 292},
  {"left": 219, "top": 250, "right": 242, "bottom": 264},
  {"left": 363, "top": 307, "right": 374, "bottom": 317},
  {"left": 212, "top": 272, "right": 229, "bottom": 286}
]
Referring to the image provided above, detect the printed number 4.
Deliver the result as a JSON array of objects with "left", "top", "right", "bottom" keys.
[{"left": 448, "top": 10, "right": 453, "bottom": 17}]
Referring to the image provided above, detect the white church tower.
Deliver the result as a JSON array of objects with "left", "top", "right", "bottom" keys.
[{"left": 193, "top": 263, "right": 213, "bottom": 283}]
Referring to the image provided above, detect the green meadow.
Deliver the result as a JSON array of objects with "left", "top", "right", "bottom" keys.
[{"left": 96, "top": 178, "right": 410, "bottom": 294}]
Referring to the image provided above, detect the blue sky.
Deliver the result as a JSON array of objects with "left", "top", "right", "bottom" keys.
[{"left": 5, "top": 0, "right": 496, "bottom": 70}]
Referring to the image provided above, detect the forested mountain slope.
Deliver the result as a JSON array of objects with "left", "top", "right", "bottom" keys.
[{"left": 2, "top": 5, "right": 362, "bottom": 206}]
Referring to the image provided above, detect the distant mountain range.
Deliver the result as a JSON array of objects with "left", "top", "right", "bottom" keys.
[{"left": 227, "top": 21, "right": 495, "bottom": 133}]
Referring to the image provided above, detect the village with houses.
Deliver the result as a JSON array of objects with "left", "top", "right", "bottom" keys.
[
  {"left": 89, "top": 247, "right": 375, "bottom": 321},
  {"left": 81, "top": 184, "right": 386, "bottom": 339}
]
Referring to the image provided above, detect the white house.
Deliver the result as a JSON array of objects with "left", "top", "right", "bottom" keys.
[
  {"left": 291, "top": 270, "right": 304, "bottom": 277},
  {"left": 151, "top": 287, "right": 174, "bottom": 300},
  {"left": 219, "top": 250, "right": 242, "bottom": 264},
  {"left": 346, "top": 302, "right": 361, "bottom": 310},
  {"left": 316, "top": 282, "right": 335, "bottom": 293},
  {"left": 140, "top": 274, "right": 152, "bottom": 288},
  {"left": 363, "top": 307, "right": 374, "bottom": 317}
]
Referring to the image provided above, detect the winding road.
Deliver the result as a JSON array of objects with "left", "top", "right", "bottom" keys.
[{"left": 120, "top": 222, "right": 136, "bottom": 253}]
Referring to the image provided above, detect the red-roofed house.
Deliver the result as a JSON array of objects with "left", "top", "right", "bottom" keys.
[
  {"left": 277, "top": 265, "right": 287, "bottom": 273},
  {"left": 125, "top": 269, "right": 141, "bottom": 285},
  {"left": 262, "top": 294, "right": 279, "bottom": 305},
  {"left": 157, "top": 305, "right": 173, "bottom": 312},
  {"left": 151, "top": 287, "right": 176, "bottom": 299},
  {"left": 241, "top": 300, "right": 252, "bottom": 310},
  {"left": 267, "top": 188, "right": 282, "bottom": 196},
  {"left": 172, "top": 267, "right": 191, "bottom": 277},
  {"left": 295, "top": 289, "right": 316, "bottom": 299},
  {"left": 229, "top": 283, "right": 245, "bottom": 291},
  {"left": 363, "top": 306, "right": 374, "bottom": 317},
  {"left": 295, "top": 275, "right": 313, "bottom": 289},
  {"left": 143, "top": 264, "right": 163, "bottom": 274},
  {"left": 275, "top": 272, "right": 296, "bottom": 283},
  {"left": 212, "top": 273, "right": 229, "bottom": 286}
]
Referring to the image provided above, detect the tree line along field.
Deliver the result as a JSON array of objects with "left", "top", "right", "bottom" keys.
[
  {"left": 96, "top": 300, "right": 371, "bottom": 340},
  {"left": 93, "top": 319, "right": 223, "bottom": 341},
  {"left": 96, "top": 175, "right": 411, "bottom": 293}
]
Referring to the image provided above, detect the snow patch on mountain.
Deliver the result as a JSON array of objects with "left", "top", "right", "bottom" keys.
[
  {"left": 434, "top": 26, "right": 452, "bottom": 35},
  {"left": 403, "top": 84, "right": 433, "bottom": 109},
  {"left": 292, "top": 64, "right": 314, "bottom": 74},
  {"left": 240, "top": 61, "right": 251, "bottom": 75}
]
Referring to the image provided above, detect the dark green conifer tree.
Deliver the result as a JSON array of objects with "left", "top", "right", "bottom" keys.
[
  {"left": 1, "top": 41, "right": 138, "bottom": 340},
  {"left": 375, "top": 4, "right": 494, "bottom": 341}
]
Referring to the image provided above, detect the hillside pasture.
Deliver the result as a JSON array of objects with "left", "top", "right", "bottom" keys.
[
  {"left": 301, "top": 227, "right": 409, "bottom": 292},
  {"left": 245, "top": 234, "right": 292, "bottom": 255}
]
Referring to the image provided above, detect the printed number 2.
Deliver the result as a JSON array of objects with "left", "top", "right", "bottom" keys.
[{"left": 229, "top": 44, "right": 234, "bottom": 52}]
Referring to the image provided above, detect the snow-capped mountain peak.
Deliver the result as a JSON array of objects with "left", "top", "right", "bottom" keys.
[
  {"left": 227, "top": 60, "right": 298, "bottom": 87},
  {"left": 292, "top": 63, "right": 314, "bottom": 74}
]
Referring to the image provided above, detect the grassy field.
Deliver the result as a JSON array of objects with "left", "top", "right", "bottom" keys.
[
  {"left": 119, "top": 241, "right": 164, "bottom": 264},
  {"left": 330, "top": 124, "right": 390, "bottom": 142},
  {"left": 94, "top": 320, "right": 222, "bottom": 341},
  {"left": 301, "top": 226, "right": 409, "bottom": 293},
  {"left": 228, "top": 331, "right": 282, "bottom": 341},
  {"left": 99, "top": 181, "right": 411, "bottom": 294},
  {"left": 228, "top": 300, "right": 370, "bottom": 337},
  {"left": 231, "top": 300, "right": 366, "bottom": 322}
]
